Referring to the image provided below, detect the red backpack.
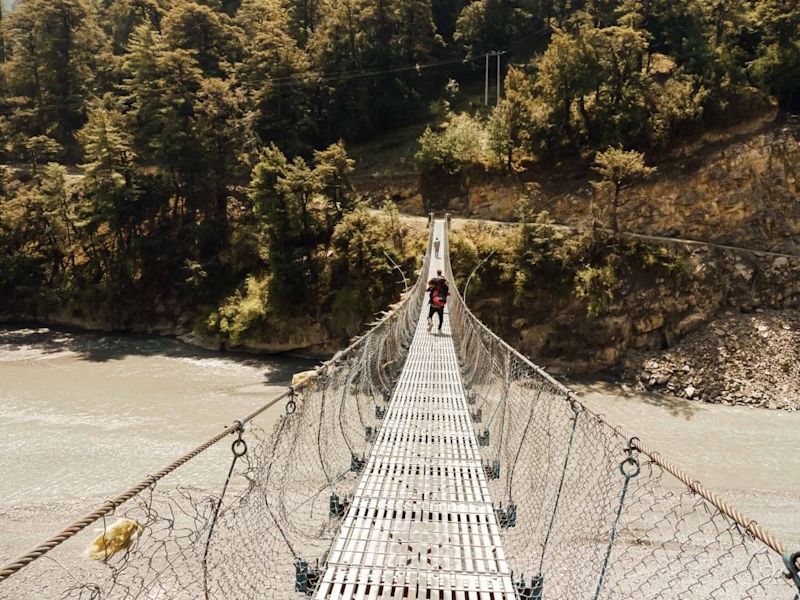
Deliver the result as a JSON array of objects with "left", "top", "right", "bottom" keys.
[{"left": 431, "top": 280, "right": 448, "bottom": 307}]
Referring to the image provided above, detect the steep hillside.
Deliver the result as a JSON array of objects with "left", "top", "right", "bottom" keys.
[{"left": 364, "top": 115, "right": 800, "bottom": 255}]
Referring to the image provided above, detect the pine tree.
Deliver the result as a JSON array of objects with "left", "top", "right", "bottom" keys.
[
  {"left": 394, "top": 0, "right": 439, "bottom": 64},
  {"left": 106, "top": 0, "right": 163, "bottom": 54},
  {"left": 313, "top": 141, "right": 355, "bottom": 226},
  {"left": 3, "top": 0, "right": 109, "bottom": 149},
  {"left": 237, "top": 0, "right": 316, "bottom": 151},
  {"left": 78, "top": 105, "right": 137, "bottom": 263},
  {"left": 162, "top": 0, "right": 240, "bottom": 77},
  {"left": 193, "top": 77, "right": 251, "bottom": 247},
  {"left": 591, "top": 147, "right": 656, "bottom": 233},
  {"left": 488, "top": 66, "right": 533, "bottom": 170},
  {"left": 283, "top": 0, "right": 323, "bottom": 47},
  {"left": 535, "top": 26, "right": 599, "bottom": 144},
  {"left": 749, "top": 0, "right": 800, "bottom": 109},
  {"left": 17, "top": 135, "right": 62, "bottom": 178}
]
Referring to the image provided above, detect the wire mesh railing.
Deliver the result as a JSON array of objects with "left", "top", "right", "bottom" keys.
[{"left": 442, "top": 216, "right": 798, "bottom": 599}]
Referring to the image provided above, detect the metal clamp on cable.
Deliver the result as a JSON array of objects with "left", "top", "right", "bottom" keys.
[
  {"left": 231, "top": 420, "right": 247, "bottom": 458},
  {"left": 620, "top": 437, "right": 641, "bottom": 479},
  {"left": 567, "top": 392, "right": 582, "bottom": 416}
]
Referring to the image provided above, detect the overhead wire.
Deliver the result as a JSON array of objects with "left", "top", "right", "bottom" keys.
[{"left": 0, "top": 24, "right": 555, "bottom": 116}]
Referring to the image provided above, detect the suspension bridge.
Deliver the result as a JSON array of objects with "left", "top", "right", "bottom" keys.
[{"left": 0, "top": 217, "right": 798, "bottom": 599}]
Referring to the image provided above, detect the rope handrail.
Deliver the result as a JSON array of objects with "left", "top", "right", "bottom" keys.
[
  {"left": 0, "top": 224, "right": 434, "bottom": 583},
  {"left": 441, "top": 214, "right": 791, "bottom": 559}
]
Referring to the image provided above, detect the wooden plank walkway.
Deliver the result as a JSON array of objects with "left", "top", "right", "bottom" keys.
[{"left": 315, "top": 220, "right": 515, "bottom": 600}]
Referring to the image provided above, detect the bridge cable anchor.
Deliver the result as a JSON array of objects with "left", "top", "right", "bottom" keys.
[
  {"left": 483, "top": 460, "right": 500, "bottom": 480},
  {"left": 514, "top": 573, "right": 543, "bottom": 600},
  {"left": 478, "top": 429, "right": 490, "bottom": 447},
  {"left": 350, "top": 453, "right": 367, "bottom": 473},
  {"left": 295, "top": 558, "right": 321, "bottom": 595},
  {"left": 329, "top": 492, "right": 350, "bottom": 518},
  {"left": 494, "top": 503, "right": 517, "bottom": 528}
]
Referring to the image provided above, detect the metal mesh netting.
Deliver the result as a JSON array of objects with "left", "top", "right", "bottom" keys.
[
  {"left": 1, "top": 220, "right": 796, "bottom": 600},
  {"left": 0, "top": 238, "right": 432, "bottom": 600},
  {"left": 442, "top": 231, "right": 795, "bottom": 599}
]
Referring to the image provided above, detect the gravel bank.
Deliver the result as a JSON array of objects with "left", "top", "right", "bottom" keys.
[{"left": 627, "top": 309, "right": 800, "bottom": 410}]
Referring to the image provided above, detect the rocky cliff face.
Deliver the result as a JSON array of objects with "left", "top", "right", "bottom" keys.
[
  {"left": 394, "top": 118, "right": 800, "bottom": 255},
  {"left": 471, "top": 242, "right": 800, "bottom": 377},
  {"left": 616, "top": 121, "right": 800, "bottom": 254}
]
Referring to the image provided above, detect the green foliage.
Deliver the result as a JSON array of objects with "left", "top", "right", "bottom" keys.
[
  {"left": 205, "top": 203, "right": 423, "bottom": 344},
  {"left": 573, "top": 263, "right": 618, "bottom": 316},
  {"left": 454, "top": 0, "right": 542, "bottom": 57},
  {"left": 0, "top": 0, "right": 798, "bottom": 344},
  {"left": 511, "top": 215, "right": 577, "bottom": 298},
  {"left": 3, "top": 0, "right": 109, "bottom": 151},
  {"left": 17, "top": 136, "right": 62, "bottom": 177},
  {"left": 327, "top": 205, "right": 418, "bottom": 334},
  {"left": 449, "top": 222, "right": 691, "bottom": 317},
  {"left": 487, "top": 68, "right": 526, "bottom": 170},
  {"left": 206, "top": 274, "right": 270, "bottom": 345},
  {"left": 748, "top": 0, "right": 800, "bottom": 108},
  {"left": 445, "top": 229, "right": 478, "bottom": 289},
  {"left": 416, "top": 112, "right": 488, "bottom": 175},
  {"left": 162, "top": 1, "right": 240, "bottom": 77},
  {"left": 444, "top": 0, "right": 797, "bottom": 169},
  {"left": 249, "top": 141, "right": 359, "bottom": 312},
  {"left": 591, "top": 147, "right": 657, "bottom": 233}
]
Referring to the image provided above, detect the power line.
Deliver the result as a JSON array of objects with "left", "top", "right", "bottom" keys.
[{"left": 0, "top": 25, "right": 554, "bottom": 114}]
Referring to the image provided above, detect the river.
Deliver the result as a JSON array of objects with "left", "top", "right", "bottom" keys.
[
  {"left": 0, "top": 325, "right": 314, "bottom": 561},
  {"left": 1, "top": 327, "right": 797, "bottom": 567},
  {"left": 572, "top": 378, "right": 800, "bottom": 548}
]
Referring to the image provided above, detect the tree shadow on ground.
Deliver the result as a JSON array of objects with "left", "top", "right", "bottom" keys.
[{"left": 568, "top": 375, "right": 704, "bottom": 420}]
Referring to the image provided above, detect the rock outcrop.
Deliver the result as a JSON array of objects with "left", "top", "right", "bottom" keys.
[{"left": 471, "top": 242, "right": 800, "bottom": 377}]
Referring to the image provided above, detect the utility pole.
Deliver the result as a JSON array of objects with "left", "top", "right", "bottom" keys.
[
  {"left": 484, "top": 53, "right": 490, "bottom": 106},
  {"left": 484, "top": 51, "right": 505, "bottom": 107},
  {"left": 496, "top": 52, "right": 501, "bottom": 105}
]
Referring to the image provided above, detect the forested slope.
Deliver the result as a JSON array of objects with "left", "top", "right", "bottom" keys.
[{"left": 0, "top": 0, "right": 798, "bottom": 352}]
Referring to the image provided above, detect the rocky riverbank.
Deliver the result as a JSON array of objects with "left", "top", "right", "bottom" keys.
[
  {"left": 627, "top": 309, "right": 800, "bottom": 410},
  {"left": 0, "top": 309, "right": 337, "bottom": 359}
]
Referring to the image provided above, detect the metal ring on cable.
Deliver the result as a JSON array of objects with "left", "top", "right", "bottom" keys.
[
  {"left": 784, "top": 551, "right": 800, "bottom": 594},
  {"left": 620, "top": 456, "right": 640, "bottom": 479},
  {"left": 286, "top": 399, "right": 297, "bottom": 415},
  {"left": 231, "top": 438, "right": 247, "bottom": 457}
]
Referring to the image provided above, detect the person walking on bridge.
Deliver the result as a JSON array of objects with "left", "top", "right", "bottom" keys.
[
  {"left": 434, "top": 237, "right": 441, "bottom": 259},
  {"left": 427, "top": 270, "right": 449, "bottom": 333}
]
